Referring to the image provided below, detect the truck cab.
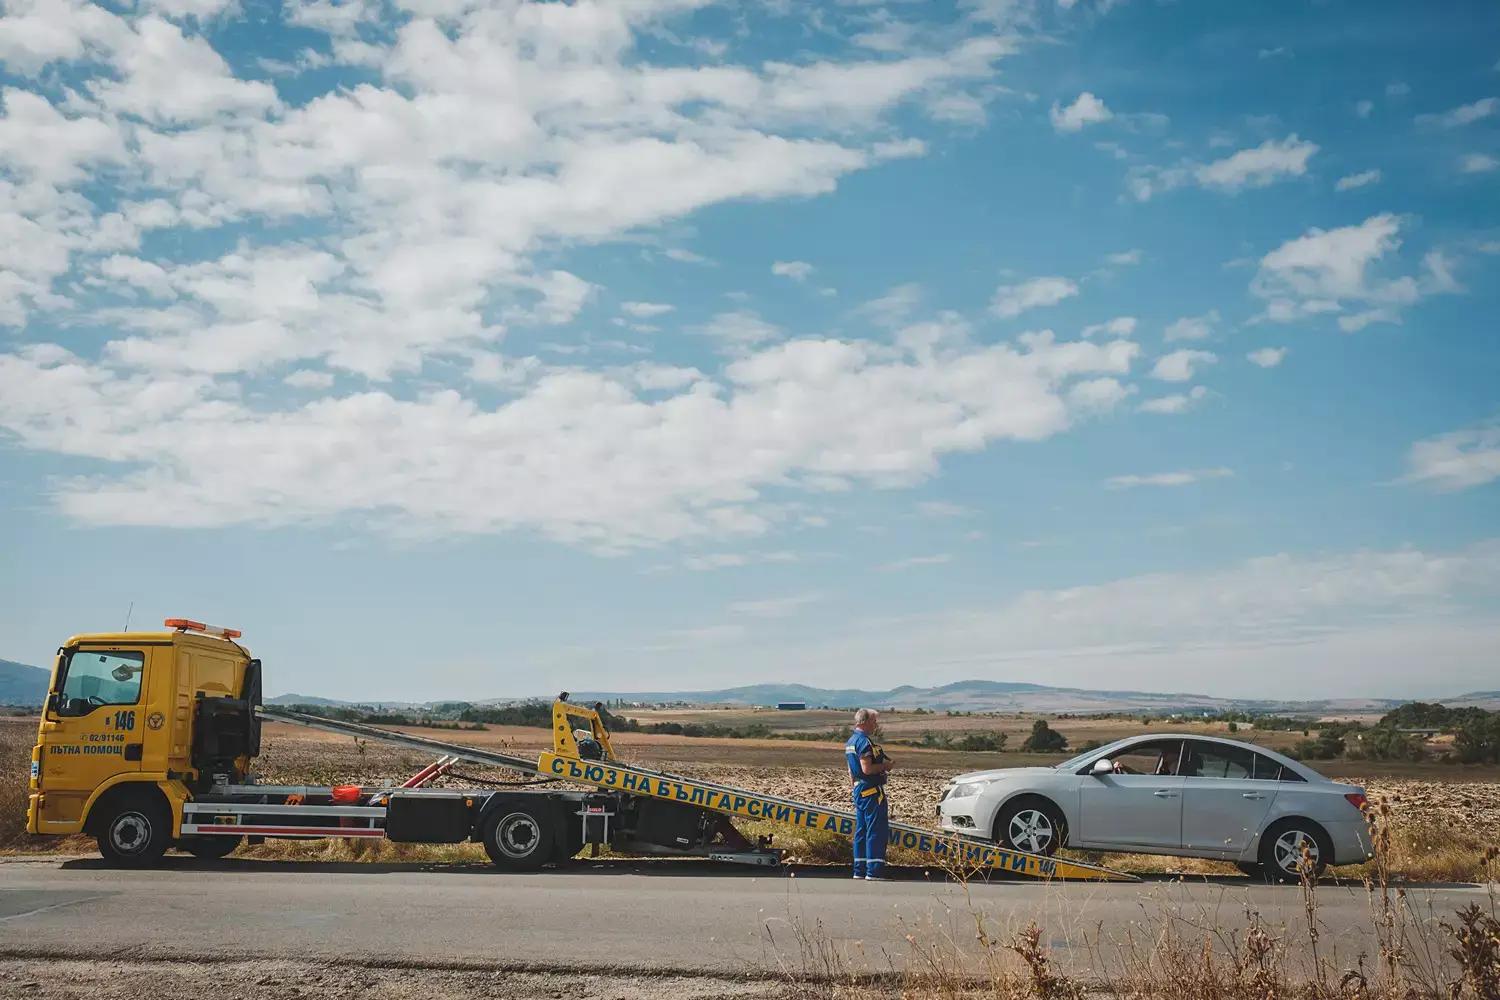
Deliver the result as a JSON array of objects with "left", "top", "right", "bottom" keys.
[{"left": 28, "top": 619, "right": 260, "bottom": 865}]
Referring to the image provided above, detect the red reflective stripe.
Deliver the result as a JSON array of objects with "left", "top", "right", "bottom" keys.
[{"left": 188, "top": 824, "right": 384, "bottom": 837}]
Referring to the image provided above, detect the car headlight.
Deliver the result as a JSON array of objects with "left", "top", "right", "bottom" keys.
[{"left": 951, "top": 780, "right": 989, "bottom": 799}]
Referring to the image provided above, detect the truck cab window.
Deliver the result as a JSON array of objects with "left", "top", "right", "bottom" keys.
[{"left": 57, "top": 650, "right": 144, "bottom": 716}]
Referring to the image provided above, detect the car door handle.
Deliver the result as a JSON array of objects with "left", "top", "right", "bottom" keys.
[
  {"left": 1153, "top": 789, "right": 1178, "bottom": 798},
  {"left": 1241, "top": 792, "right": 1266, "bottom": 800}
]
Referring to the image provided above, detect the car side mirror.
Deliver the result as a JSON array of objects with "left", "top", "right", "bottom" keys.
[{"left": 1091, "top": 758, "right": 1114, "bottom": 776}]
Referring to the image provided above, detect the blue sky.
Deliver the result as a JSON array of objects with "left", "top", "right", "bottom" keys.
[{"left": 1, "top": 0, "right": 1497, "bottom": 701}]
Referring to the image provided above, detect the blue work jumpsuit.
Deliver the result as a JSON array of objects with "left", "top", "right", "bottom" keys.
[{"left": 845, "top": 729, "right": 889, "bottom": 878}]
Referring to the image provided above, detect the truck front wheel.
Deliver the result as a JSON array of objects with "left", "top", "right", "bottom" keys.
[
  {"left": 96, "top": 793, "right": 172, "bottom": 867},
  {"left": 481, "top": 807, "right": 554, "bottom": 871}
]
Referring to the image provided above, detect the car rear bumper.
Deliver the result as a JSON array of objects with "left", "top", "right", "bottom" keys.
[{"left": 1323, "top": 817, "right": 1374, "bottom": 866}]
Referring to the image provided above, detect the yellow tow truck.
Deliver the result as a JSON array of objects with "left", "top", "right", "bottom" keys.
[{"left": 27, "top": 618, "right": 1132, "bottom": 881}]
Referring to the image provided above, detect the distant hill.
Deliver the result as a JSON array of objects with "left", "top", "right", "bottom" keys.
[
  {"left": 565, "top": 679, "right": 1417, "bottom": 715},
  {"left": 265, "top": 692, "right": 357, "bottom": 707},
  {"left": 0, "top": 659, "right": 49, "bottom": 706},
  {"left": 1447, "top": 691, "right": 1500, "bottom": 710}
]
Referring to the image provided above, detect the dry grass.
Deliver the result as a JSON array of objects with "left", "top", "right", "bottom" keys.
[{"left": 768, "top": 838, "right": 1500, "bottom": 998}]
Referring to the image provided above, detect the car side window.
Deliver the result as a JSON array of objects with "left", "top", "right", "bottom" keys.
[
  {"left": 1250, "top": 752, "right": 1282, "bottom": 780},
  {"left": 1181, "top": 741, "right": 1256, "bottom": 778},
  {"left": 1098, "top": 739, "right": 1184, "bottom": 776}
]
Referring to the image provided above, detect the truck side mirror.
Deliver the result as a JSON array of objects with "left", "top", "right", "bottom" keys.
[{"left": 1091, "top": 758, "right": 1114, "bottom": 776}]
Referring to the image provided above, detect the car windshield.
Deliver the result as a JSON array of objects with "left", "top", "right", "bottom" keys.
[{"left": 1054, "top": 737, "right": 1134, "bottom": 771}]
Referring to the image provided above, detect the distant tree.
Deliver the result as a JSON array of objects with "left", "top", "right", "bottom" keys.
[
  {"left": 1227, "top": 721, "right": 1239, "bottom": 734},
  {"left": 1022, "top": 719, "right": 1068, "bottom": 753},
  {"left": 1454, "top": 714, "right": 1500, "bottom": 764}
]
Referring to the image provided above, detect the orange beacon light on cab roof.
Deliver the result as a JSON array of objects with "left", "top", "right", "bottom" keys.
[{"left": 163, "top": 618, "right": 243, "bottom": 640}]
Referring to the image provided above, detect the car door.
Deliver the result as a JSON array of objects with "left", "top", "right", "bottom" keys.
[
  {"left": 35, "top": 644, "right": 150, "bottom": 831},
  {"left": 1179, "top": 740, "right": 1279, "bottom": 855},
  {"left": 1075, "top": 738, "right": 1185, "bottom": 850}
]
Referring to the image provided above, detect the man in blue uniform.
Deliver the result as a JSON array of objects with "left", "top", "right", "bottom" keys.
[{"left": 845, "top": 708, "right": 894, "bottom": 880}]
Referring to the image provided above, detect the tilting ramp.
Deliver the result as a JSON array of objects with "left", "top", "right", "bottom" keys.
[
  {"left": 257, "top": 707, "right": 543, "bottom": 774},
  {"left": 259, "top": 705, "right": 1136, "bottom": 882},
  {"left": 537, "top": 751, "right": 1136, "bottom": 882}
]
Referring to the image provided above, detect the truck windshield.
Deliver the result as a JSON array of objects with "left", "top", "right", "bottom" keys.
[{"left": 56, "top": 649, "right": 144, "bottom": 716}]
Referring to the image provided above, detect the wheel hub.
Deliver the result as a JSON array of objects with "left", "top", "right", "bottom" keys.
[
  {"left": 1273, "top": 829, "right": 1319, "bottom": 874},
  {"left": 110, "top": 812, "right": 149, "bottom": 854},
  {"left": 1009, "top": 809, "right": 1054, "bottom": 853},
  {"left": 497, "top": 815, "right": 540, "bottom": 858}
]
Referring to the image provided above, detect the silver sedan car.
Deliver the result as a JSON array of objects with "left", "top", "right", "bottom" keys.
[{"left": 937, "top": 733, "right": 1372, "bottom": 881}]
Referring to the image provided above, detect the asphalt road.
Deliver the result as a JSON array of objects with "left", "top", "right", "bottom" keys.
[{"left": 0, "top": 857, "right": 1487, "bottom": 977}]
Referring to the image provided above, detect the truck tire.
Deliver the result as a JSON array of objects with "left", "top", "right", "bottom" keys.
[
  {"left": 179, "top": 836, "right": 242, "bottom": 860},
  {"left": 481, "top": 806, "right": 555, "bottom": 871},
  {"left": 96, "top": 793, "right": 172, "bottom": 868}
]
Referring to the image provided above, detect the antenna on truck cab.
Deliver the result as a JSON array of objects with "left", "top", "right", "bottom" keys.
[{"left": 123, "top": 601, "right": 133, "bottom": 632}]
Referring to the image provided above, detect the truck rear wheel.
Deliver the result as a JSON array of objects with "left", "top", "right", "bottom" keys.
[
  {"left": 96, "top": 793, "right": 172, "bottom": 868},
  {"left": 179, "top": 836, "right": 242, "bottom": 860},
  {"left": 481, "top": 806, "right": 555, "bottom": 870}
]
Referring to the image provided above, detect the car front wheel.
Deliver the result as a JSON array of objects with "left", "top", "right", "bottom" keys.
[
  {"left": 1258, "top": 819, "right": 1331, "bottom": 883},
  {"left": 994, "top": 798, "right": 1066, "bottom": 857}
]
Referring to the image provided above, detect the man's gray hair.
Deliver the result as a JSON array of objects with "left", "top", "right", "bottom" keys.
[{"left": 853, "top": 708, "right": 877, "bottom": 725}]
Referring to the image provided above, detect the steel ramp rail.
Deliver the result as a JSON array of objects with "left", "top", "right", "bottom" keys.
[{"left": 257, "top": 706, "right": 543, "bottom": 775}]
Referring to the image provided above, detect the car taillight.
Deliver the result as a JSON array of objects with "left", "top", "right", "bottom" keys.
[{"left": 1344, "top": 792, "right": 1368, "bottom": 812}]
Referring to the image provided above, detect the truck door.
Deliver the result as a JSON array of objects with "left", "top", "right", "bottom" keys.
[{"left": 35, "top": 644, "right": 150, "bottom": 830}]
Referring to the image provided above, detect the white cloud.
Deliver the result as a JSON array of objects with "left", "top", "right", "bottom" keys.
[
  {"left": 916, "top": 500, "right": 971, "bottom": 518},
  {"left": 1150, "top": 349, "right": 1215, "bottom": 382},
  {"left": 1251, "top": 213, "right": 1459, "bottom": 328},
  {"left": 1050, "top": 91, "right": 1112, "bottom": 133},
  {"left": 1386, "top": 81, "right": 1411, "bottom": 98},
  {"left": 1128, "top": 135, "right": 1317, "bottom": 201},
  {"left": 92, "top": 16, "right": 278, "bottom": 124},
  {"left": 1403, "top": 423, "right": 1500, "bottom": 492},
  {"left": 771, "top": 260, "right": 814, "bottom": 281},
  {"left": 779, "top": 541, "right": 1500, "bottom": 697},
  {"left": 1335, "top": 169, "right": 1381, "bottom": 192},
  {"left": 1460, "top": 153, "right": 1499, "bottom": 174},
  {"left": 727, "top": 593, "right": 823, "bottom": 618},
  {"left": 697, "top": 310, "right": 781, "bottom": 347},
  {"left": 1162, "top": 310, "right": 1217, "bottom": 342},
  {"left": 1354, "top": 99, "right": 1373, "bottom": 119},
  {"left": 1246, "top": 347, "right": 1286, "bottom": 368},
  {"left": 1194, "top": 134, "right": 1318, "bottom": 192},
  {"left": 990, "top": 276, "right": 1079, "bottom": 318},
  {"left": 882, "top": 553, "right": 953, "bottom": 571},
  {"left": 1104, "top": 249, "right": 1142, "bottom": 266},
  {"left": 1105, "top": 467, "right": 1233, "bottom": 489},
  {"left": 284, "top": 368, "right": 334, "bottom": 389},
  {"left": 621, "top": 301, "right": 674, "bottom": 318},
  {"left": 1138, "top": 385, "right": 1207, "bottom": 415},
  {"left": 0, "top": 88, "right": 126, "bottom": 183},
  {"left": 1416, "top": 97, "right": 1498, "bottom": 128},
  {"left": 1082, "top": 315, "right": 1136, "bottom": 338},
  {"left": 0, "top": 325, "right": 1141, "bottom": 547}
]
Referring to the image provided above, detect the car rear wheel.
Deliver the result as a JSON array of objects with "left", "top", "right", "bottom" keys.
[
  {"left": 1258, "top": 819, "right": 1331, "bottom": 883},
  {"left": 994, "top": 798, "right": 1066, "bottom": 857}
]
